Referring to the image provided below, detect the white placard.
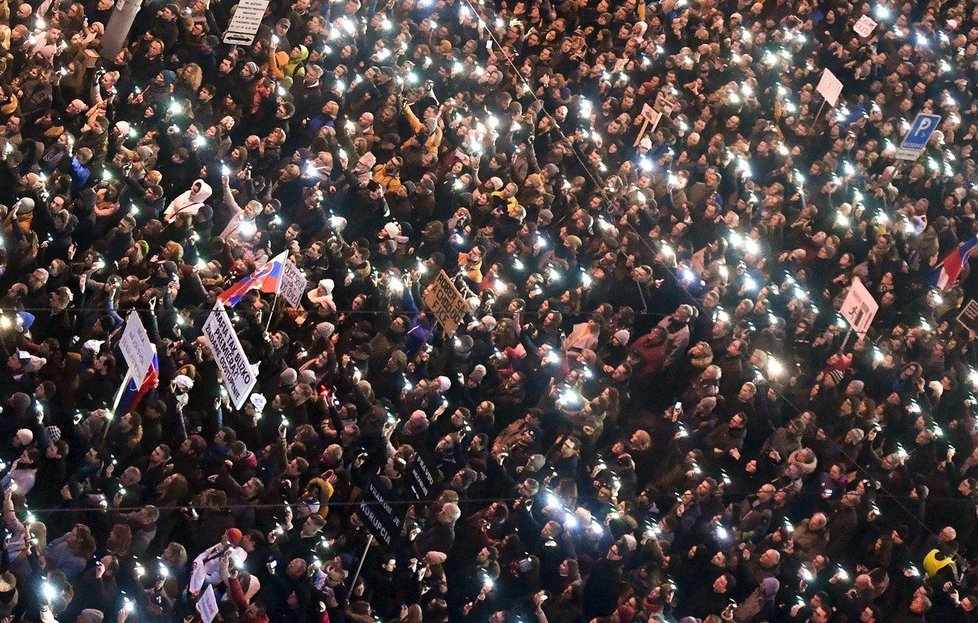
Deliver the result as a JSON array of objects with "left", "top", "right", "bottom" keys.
[
  {"left": 816, "top": 69, "right": 844, "bottom": 107},
  {"left": 840, "top": 277, "right": 879, "bottom": 337},
  {"left": 196, "top": 585, "right": 218, "bottom": 623},
  {"left": 118, "top": 310, "right": 154, "bottom": 382},
  {"left": 203, "top": 302, "right": 258, "bottom": 410},
  {"left": 280, "top": 260, "right": 308, "bottom": 308},
  {"left": 222, "top": 0, "right": 270, "bottom": 45},
  {"left": 853, "top": 15, "right": 878, "bottom": 37}
]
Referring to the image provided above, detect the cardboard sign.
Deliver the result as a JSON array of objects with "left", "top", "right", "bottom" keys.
[
  {"left": 816, "top": 69, "right": 844, "bottom": 107},
  {"left": 203, "top": 302, "right": 258, "bottom": 410},
  {"left": 896, "top": 113, "right": 942, "bottom": 161},
  {"left": 653, "top": 92, "right": 674, "bottom": 116},
  {"left": 853, "top": 15, "right": 878, "bottom": 37},
  {"left": 641, "top": 103, "right": 663, "bottom": 131},
  {"left": 222, "top": 0, "right": 270, "bottom": 45},
  {"left": 355, "top": 477, "right": 404, "bottom": 548},
  {"left": 279, "top": 260, "right": 307, "bottom": 308},
  {"left": 957, "top": 299, "right": 978, "bottom": 335},
  {"left": 118, "top": 310, "right": 154, "bottom": 382},
  {"left": 423, "top": 270, "right": 468, "bottom": 336},
  {"left": 840, "top": 277, "right": 879, "bottom": 337}
]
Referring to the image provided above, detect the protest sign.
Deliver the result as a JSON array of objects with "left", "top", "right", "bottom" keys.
[
  {"left": 203, "top": 302, "right": 258, "bottom": 410},
  {"left": 423, "top": 271, "right": 468, "bottom": 336}
]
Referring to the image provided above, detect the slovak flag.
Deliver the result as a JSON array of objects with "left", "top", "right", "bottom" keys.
[
  {"left": 114, "top": 348, "right": 159, "bottom": 416},
  {"left": 217, "top": 251, "right": 288, "bottom": 307},
  {"left": 930, "top": 235, "right": 978, "bottom": 290}
]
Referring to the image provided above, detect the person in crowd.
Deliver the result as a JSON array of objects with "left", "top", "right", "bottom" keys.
[{"left": 1, "top": 0, "right": 978, "bottom": 622}]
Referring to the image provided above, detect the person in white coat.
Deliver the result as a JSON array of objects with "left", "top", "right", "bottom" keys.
[
  {"left": 163, "top": 179, "right": 213, "bottom": 224},
  {"left": 189, "top": 528, "right": 247, "bottom": 595}
]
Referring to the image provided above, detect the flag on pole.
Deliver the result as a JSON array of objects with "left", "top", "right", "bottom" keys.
[
  {"left": 216, "top": 251, "right": 288, "bottom": 307},
  {"left": 112, "top": 347, "right": 159, "bottom": 417},
  {"left": 930, "top": 235, "right": 978, "bottom": 290}
]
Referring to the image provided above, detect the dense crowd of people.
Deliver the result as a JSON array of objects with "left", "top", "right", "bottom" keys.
[{"left": 0, "top": 0, "right": 978, "bottom": 620}]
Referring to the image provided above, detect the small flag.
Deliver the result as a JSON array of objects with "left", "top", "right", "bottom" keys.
[
  {"left": 930, "top": 235, "right": 978, "bottom": 290},
  {"left": 114, "top": 348, "right": 159, "bottom": 416}
]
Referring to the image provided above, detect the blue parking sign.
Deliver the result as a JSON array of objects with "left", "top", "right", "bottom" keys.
[{"left": 896, "top": 113, "right": 941, "bottom": 160}]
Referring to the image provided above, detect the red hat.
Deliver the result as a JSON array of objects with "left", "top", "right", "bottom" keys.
[
  {"left": 224, "top": 528, "right": 243, "bottom": 546},
  {"left": 615, "top": 605, "right": 636, "bottom": 623}
]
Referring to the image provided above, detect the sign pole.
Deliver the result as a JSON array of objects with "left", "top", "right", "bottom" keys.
[
  {"left": 348, "top": 534, "right": 374, "bottom": 591},
  {"left": 810, "top": 100, "right": 827, "bottom": 128},
  {"left": 632, "top": 118, "right": 650, "bottom": 147},
  {"left": 265, "top": 290, "right": 280, "bottom": 333},
  {"left": 104, "top": 369, "right": 132, "bottom": 440},
  {"left": 840, "top": 327, "right": 854, "bottom": 353}
]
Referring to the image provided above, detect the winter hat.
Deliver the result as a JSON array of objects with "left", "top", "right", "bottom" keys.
[
  {"left": 9, "top": 393, "right": 31, "bottom": 414},
  {"left": 250, "top": 394, "right": 267, "bottom": 412},
  {"left": 382, "top": 222, "right": 400, "bottom": 239},
  {"left": 761, "top": 577, "right": 780, "bottom": 598},
  {"left": 435, "top": 376, "right": 451, "bottom": 392},
  {"left": 172, "top": 375, "right": 194, "bottom": 391},
  {"left": 316, "top": 322, "right": 336, "bottom": 340},
  {"left": 454, "top": 335, "right": 474, "bottom": 356},
  {"left": 826, "top": 369, "right": 844, "bottom": 384},
  {"left": 613, "top": 329, "right": 630, "bottom": 345},
  {"left": 299, "top": 370, "right": 316, "bottom": 385},
  {"left": 390, "top": 350, "right": 407, "bottom": 367},
  {"left": 17, "top": 312, "right": 35, "bottom": 331},
  {"left": 469, "top": 365, "right": 487, "bottom": 383},
  {"left": 14, "top": 197, "right": 34, "bottom": 213},
  {"left": 280, "top": 368, "right": 298, "bottom": 386},
  {"left": 224, "top": 528, "right": 243, "bottom": 546},
  {"left": 615, "top": 605, "right": 636, "bottom": 623},
  {"left": 44, "top": 426, "right": 62, "bottom": 442}
]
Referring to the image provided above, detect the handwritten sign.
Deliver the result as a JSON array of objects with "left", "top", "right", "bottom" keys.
[
  {"left": 423, "top": 270, "right": 468, "bottom": 336},
  {"left": 816, "top": 69, "right": 844, "bottom": 107},
  {"left": 279, "top": 260, "right": 307, "bottom": 308},
  {"left": 853, "top": 15, "right": 878, "bottom": 37},
  {"left": 118, "top": 311, "right": 154, "bottom": 382}
]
